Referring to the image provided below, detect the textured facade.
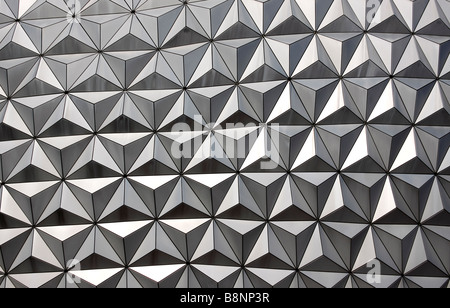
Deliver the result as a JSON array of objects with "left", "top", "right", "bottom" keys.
[{"left": 0, "top": 0, "right": 449, "bottom": 288}]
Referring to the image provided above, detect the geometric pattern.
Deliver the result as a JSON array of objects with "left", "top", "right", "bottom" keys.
[{"left": 0, "top": 0, "right": 449, "bottom": 288}]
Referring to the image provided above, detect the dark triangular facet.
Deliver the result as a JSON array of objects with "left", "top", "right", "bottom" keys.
[
  {"left": 300, "top": 256, "right": 346, "bottom": 272},
  {"left": 14, "top": 80, "right": 62, "bottom": 98},
  {"left": 163, "top": 27, "right": 209, "bottom": 48},
  {"left": 246, "top": 254, "right": 293, "bottom": 270},
  {"left": 417, "top": 20, "right": 450, "bottom": 37},
  {"left": 321, "top": 16, "right": 362, "bottom": 33},
  {"left": 0, "top": 123, "right": 30, "bottom": 141},
  {"left": 189, "top": 70, "right": 234, "bottom": 88},
  {"left": 321, "top": 207, "right": 368, "bottom": 224},
  {"left": 131, "top": 250, "right": 184, "bottom": 267},
  {"left": 422, "top": 210, "right": 450, "bottom": 226},
  {"left": 345, "top": 61, "right": 389, "bottom": 78},
  {"left": 268, "top": 109, "right": 311, "bottom": 125},
  {"left": 37, "top": 209, "right": 92, "bottom": 227},
  {"left": 405, "top": 262, "right": 447, "bottom": 277},
  {"left": 0, "top": 213, "right": 29, "bottom": 229},
  {"left": 217, "top": 204, "right": 263, "bottom": 220},
  {"left": 417, "top": 109, "right": 450, "bottom": 126},
  {"left": 105, "top": 35, "right": 155, "bottom": 52},
  {"left": 39, "top": 119, "right": 91, "bottom": 137},
  {"left": 373, "top": 209, "right": 417, "bottom": 224},
  {"left": 241, "top": 65, "right": 286, "bottom": 83},
  {"left": 99, "top": 206, "right": 153, "bottom": 223},
  {"left": 193, "top": 250, "right": 239, "bottom": 267},
  {"left": 343, "top": 157, "right": 386, "bottom": 173},
  {"left": 160, "top": 203, "right": 209, "bottom": 220},
  {"left": 79, "top": 254, "right": 123, "bottom": 269},
  {"left": 46, "top": 37, "right": 97, "bottom": 55},
  {"left": 99, "top": 115, "right": 151, "bottom": 134},
  {"left": 9, "top": 257, "right": 61, "bottom": 274},
  {"left": 370, "top": 16, "right": 411, "bottom": 34},
  {"left": 369, "top": 109, "right": 411, "bottom": 125},
  {"left": 270, "top": 206, "right": 315, "bottom": 221},
  {"left": 129, "top": 160, "right": 178, "bottom": 176},
  {"left": 292, "top": 157, "right": 336, "bottom": 172},
  {"left": 215, "top": 22, "right": 260, "bottom": 41},
  {"left": 184, "top": 159, "right": 236, "bottom": 174},
  {"left": 217, "top": 110, "right": 260, "bottom": 127},
  {"left": 7, "top": 165, "right": 60, "bottom": 183},
  {"left": 130, "top": 73, "right": 181, "bottom": 91},
  {"left": 71, "top": 76, "right": 122, "bottom": 92},
  {"left": 391, "top": 158, "right": 434, "bottom": 174},
  {"left": 318, "top": 108, "right": 363, "bottom": 124},
  {"left": 293, "top": 62, "right": 339, "bottom": 79},
  {"left": 67, "top": 161, "right": 121, "bottom": 179},
  {"left": 396, "top": 62, "right": 436, "bottom": 79},
  {"left": 267, "top": 16, "right": 312, "bottom": 35},
  {"left": 0, "top": 42, "right": 38, "bottom": 61}
]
